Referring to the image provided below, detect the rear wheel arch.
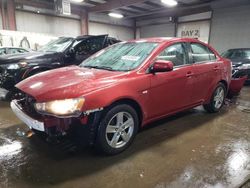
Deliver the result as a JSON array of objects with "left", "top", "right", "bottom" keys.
[{"left": 219, "top": 80, "right": 228, "bottom": 91}]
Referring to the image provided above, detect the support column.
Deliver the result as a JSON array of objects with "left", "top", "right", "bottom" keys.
[
  {"left": 0, "top": 0, "right": 7, "bottom": 29},
  {"left": 6, "top": 0, "right": 16, "bottom": 30},
  {"left": 80, "top": 11, "right": 88, "bottom": 35}
]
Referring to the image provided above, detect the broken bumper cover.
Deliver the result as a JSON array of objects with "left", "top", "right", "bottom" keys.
[
  {"left": 10, "top": 100, "right": 45, "bottom": 132},
  {"left": 10, "top": 96, "right": 103, "bottom": 145}
]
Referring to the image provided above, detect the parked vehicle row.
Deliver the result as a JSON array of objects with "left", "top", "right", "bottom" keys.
[
  {"left": 0, "top": 35, "right": 120, "bottom": 99},
  {"left": 10, "top": 37, "right": 232, "bottom": 154},
  {"left": 0, "top": 47, "right": 31, "bottom": 55}
]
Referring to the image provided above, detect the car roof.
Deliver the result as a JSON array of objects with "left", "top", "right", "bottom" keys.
[
  {"left": 227, "top": 48, "right": 250, "bottom": 51},
  {"left": 0, "top": 46, "right": 28, "bottom": 49},
  {"left": 76, "top": 34, "right": 108, "bottom": 40},
  {"left": 127, "top": 37, "right": 202, "bottom": 43}
]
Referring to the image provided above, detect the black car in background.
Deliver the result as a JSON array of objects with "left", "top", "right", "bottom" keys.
[
  {"left": 0, "top": 35, "right": 120, "bottom": 99},
  {"left": 222, "top": 48, "right": 250, "bottom": 83}
]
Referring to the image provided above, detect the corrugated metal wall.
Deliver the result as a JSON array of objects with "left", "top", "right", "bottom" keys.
[
  {"left": 210, "top": 5, "right": 250, "bottom": 53},
  {"left": 15, "top": 11, "right": 81, "bottom": 37},
  {"left": 139, "top": 23, "right": 175, "bottom": 38},
  {"left": 88, "top": 22, "right": 134, "bottom": 40}
]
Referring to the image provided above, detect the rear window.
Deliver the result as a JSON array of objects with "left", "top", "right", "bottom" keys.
[
  {"left": 191, "top": 43, "right": 216, "bottom": 63},
  {"left": 222, "top": 49, "right": 250, "bottom": 59}
]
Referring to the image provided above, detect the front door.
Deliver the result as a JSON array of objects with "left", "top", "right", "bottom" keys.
[
  {"left": 71, "top": 35, "right": 108, "bottom": 65},
  {"left": 148, "top": 42, "right": 196, "bottom": 119}
]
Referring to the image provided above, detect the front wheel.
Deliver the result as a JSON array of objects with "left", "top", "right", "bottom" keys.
[
  {"left": 203, "top": 83, "right": 226, "bottom": 113},
  {"left": 95, "top": 104, "right": 139, "bottom": 155}
]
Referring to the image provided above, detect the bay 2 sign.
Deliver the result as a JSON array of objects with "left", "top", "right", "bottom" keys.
[
  {"left": 177, "top": 20, "right": 210, "bottom": 43},
  {"left": 181, "top": 29, "right": 200, "bottom": 38}
]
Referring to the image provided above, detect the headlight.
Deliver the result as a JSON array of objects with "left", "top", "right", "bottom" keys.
[
  {"left": 34, "top": 98, "right": 85, "bottom": 117},
  {"left": 238, "top": 64, "right": 250, "bottom": 70},
  {"left": 7, "top": 64, "right": 19, "bottom": 70},
  {"left": 7, "top": 62, "right": 28, "bottom": 70}
]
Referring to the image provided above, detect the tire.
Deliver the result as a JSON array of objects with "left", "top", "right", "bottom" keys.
[
  {"left": 95, "top": 104, "right": 139, "bottom": 155},
  {"left": 203, "top": 83, "right": 226, "bottom": 113}
]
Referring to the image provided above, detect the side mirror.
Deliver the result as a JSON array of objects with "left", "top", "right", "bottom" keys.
[
  {"left": 150, "top": 60, "right": 174, "bottom": 73},
  {"left": 68, "top": 48, "right": 75, "bottom": 57}
]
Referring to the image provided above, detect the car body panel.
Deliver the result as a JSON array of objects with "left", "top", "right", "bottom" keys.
[{"left": 14, "top": 37, "right": 231, "bottom": 132}]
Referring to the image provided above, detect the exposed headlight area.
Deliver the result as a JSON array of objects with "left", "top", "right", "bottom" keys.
[
  {"left": 238, "top": 63, "right": 250, "bottom": 70},
  {"left": 4, "top": 62, "right": 28, "bottom": 70},
  {"left": 34, "top": 98, "right": 85, "bottom": 117}
]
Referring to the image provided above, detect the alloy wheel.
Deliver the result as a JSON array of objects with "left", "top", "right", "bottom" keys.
[
  {"left": 213, "top": 86, "right": 225, "bottom": 109},
  {"left": 105, "top": 112, "right": 134, "bottom": 149}
]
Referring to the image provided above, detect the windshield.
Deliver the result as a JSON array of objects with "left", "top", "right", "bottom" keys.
[
  {"left": 222, "top": 49, "right": 250, "bottom": 59},
  {"left": 39, "top": 37, "right": 73, "bottom": 53},
  {"left": 80, "top": 42, "right": 158, "bottom": 71}
]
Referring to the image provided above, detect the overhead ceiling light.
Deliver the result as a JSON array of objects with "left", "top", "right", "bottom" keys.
[
  {"left": 108, "top": 12, "right": 124, "bottom": 19},
  {"left": 161, "top": 0, "right": 178, "bottom": 7},
  {"left": 70, "top": 0, "right": 84, "bottom": 3}
]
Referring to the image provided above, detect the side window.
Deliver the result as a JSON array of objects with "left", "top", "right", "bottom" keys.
[
  {"left": 207, "top": 48, "right": 216, "bottom": 60},
  {"left": 9, "top": 48, "right": 19, "bottom": 54},
  {"left": 75, "top": 37, "right": 106, "bottom": 56},
  {"left": 17, "top": 49, "right": 27, "bottom": 53},
  {"left": 191, "top": 43, "right": 216, "bottom": 62},
  {"left": 0, "top": 48, "right": 6, "bottom": 55},
  {"left": 157, "top": 43, "right": 188, "bottom": 66}
]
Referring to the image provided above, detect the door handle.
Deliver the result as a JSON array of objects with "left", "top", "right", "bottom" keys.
[{"left": 186, "top": 71, "right": 194, "bottom": 77}]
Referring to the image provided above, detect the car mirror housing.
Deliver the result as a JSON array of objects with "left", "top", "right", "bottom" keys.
[
  {"left": 150, "top": 60, "right": 174, "bottom": 73},
  {"left": 68, "top": 48, "right": 76, "bottom": 56}
]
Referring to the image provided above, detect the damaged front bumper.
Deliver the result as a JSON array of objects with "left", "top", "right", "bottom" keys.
[
  {"left": 0, "top": 68, "right": 26, "bottom": 100},
  {"left": 11, "top": 100, "right": 45, "bottom": 131},
  {"left": 10, "top": 98, "right": 103, "bottom": 146}
]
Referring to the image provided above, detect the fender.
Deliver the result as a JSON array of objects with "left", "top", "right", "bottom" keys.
[
  {"left": 81, "top": 75, "right": 150, "bottom": 122},
  {"left": 22, "top": 65, "right": 53, "bottom": 79}
]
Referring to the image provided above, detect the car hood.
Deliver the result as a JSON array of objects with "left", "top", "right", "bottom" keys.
[
  {"left": 0, "top": 51, "right": 60, "bottom": 65},
  {"left": 16, "top": 66, "right": 127, "bottom": 102},
  {"left": 229, "top": 58, "right": 250, "bottom": 65}
]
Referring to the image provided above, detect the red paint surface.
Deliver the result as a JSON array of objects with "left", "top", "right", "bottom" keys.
[
  {"left": 229, "top": 76, "right": 247, "bottom": 94},
  {"left": 16, "top": 38, "right": 232, "bottom": 126}
]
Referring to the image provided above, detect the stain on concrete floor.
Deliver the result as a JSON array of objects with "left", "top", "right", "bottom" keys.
[{"left": 0, "top": 87, "right": 250, "bottom": 188}]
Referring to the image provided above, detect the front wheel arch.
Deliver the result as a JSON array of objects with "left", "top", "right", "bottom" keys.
[{"left": 104, "top": 98, "right": 143, "bottom": 127}]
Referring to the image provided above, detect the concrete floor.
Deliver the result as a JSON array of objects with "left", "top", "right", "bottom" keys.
[{"left": 0, "top": 87, "right": 250, "bottom": 188}]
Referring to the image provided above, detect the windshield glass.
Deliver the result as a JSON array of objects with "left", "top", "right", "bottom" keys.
[
  {"left": 39, "top": 37, "right": 73, "bottom": 53},
  {"left": 222, "top": 49, "right": 250, "bottom": 59},
  {"left": 80, "top": 42, "right": 158, "bottom": 71}
]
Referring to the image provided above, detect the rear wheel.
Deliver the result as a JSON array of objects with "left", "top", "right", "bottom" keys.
[
  {"left": 95, "top": 104, "right": 139, "bottom": 155},
  {"left": 203, "top": 83, "right": 226, "bottom": 113}
]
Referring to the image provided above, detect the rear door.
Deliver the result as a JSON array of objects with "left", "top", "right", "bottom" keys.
[
  {"left": 189, "top": 42, "right": 221, "bottom": 103},
  {"left": 148, "top": 42, "right": 196, "bottom": 118}
]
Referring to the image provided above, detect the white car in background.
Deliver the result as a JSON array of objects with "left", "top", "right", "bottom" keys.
[{"left": 0, "top": 47, "right": 31, "bottom": 56}]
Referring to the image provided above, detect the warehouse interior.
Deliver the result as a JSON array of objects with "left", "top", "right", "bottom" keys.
[{"left": 0, "top": 0, "right": 250, "bottom": 187}]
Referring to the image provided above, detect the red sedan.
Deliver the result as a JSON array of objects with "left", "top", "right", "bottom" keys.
[{"left": 11, "top": 38, "right": 231, "bottom": 154}]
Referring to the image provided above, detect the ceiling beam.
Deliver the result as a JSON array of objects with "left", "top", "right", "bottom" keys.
[
  {"left": 135, "top": 5, "right": 211, "bottom": 21},
  {"left": 89, "top": 0, "right": 148, "bottom": 12},
  {"left": 15, "top": 0, "right": 54, "bottom": 9}
]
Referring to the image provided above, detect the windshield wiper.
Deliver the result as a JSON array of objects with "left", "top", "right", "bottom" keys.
[{"left": 83, "top": 65, "right": 115, "bottom": 71}]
